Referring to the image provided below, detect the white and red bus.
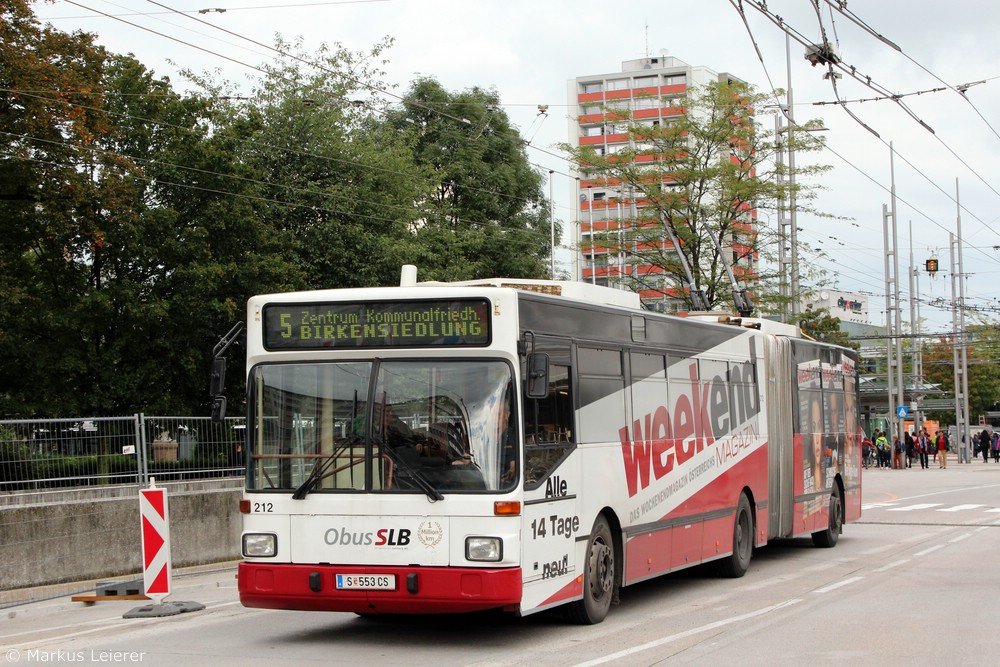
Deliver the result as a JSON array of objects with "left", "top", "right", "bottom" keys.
[{"left": 231, "top": 266, "right": 861, "bottom": 623}]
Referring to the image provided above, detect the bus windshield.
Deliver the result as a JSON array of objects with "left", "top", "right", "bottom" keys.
[{"left": 249, "top": 360, "right": 516, "bottom": 494}]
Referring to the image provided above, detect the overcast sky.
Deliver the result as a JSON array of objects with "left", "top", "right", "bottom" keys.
[{"left": 35, "top": 0, "right": 1000, "bottom": 332}]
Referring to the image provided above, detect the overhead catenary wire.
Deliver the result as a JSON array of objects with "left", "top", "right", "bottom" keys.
[
  {"left": 56, "top": 1, "right": 579, "bottom": 209},
  {"left": 727, "top": 0, "right": 1000, "bottom": 264},
  {"left": 743, "top": 0, "right": 1000, "bottom": 211},
  {"left": 35, "top": 0, "right": 392, "bottom": 21},
  {"left": 725, "top": 0, "right": 1000, "bottom": 333},
  {"left": 138, "top": 0, "right": 578, "bottom": 169},
  {"left": 9, "top": 150, "right": 553, "bottom": 253},
  {"left": 0, "top": 86, "right": 576, "bottom": 221},
  {"left": 820, "top": 0, "right": 1000, "bottom": 144}
]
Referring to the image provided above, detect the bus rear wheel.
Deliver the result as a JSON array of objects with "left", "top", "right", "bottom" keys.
[
  {"left": 565, "top": 514, "right": 615, "bottom": 624},
  {"left": 717, "top": 493, "right": 753, "bottom": 578},
  {"left": 812, "top": 484, "right": 843, "bottom": 548}
]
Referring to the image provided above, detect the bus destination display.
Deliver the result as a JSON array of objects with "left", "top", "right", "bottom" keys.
[{"left": 263, "top": 299, "right": 490, "bottom": 349}]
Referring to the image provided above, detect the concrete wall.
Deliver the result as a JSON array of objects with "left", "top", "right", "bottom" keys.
[{"left": 0, "top": 480, "right": 242, "bottom": 593}]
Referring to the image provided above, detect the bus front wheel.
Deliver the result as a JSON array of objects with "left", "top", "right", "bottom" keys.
[{"left": 565, "top": 514, "right": 615, "bottom": 624}]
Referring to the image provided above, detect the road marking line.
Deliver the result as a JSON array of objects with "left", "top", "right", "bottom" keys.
[
  {"left": 949, "top": 533, "right": 973, "bottom": 544},
  {"left": 813, "top": 576, "right": 864, "bottom": 594},
  {"left": 874, "top": 559, "right": 910, "bottom": 573},
  {"left": 888, "top": 503, "right": 941, "bottom": 512},
  {"left": 568, "top": 599, "right": 803, "bottom": 667},
  {"left": 914, "top": 544, "right": 945, "bottom": 557},
  {"left": 937, "top": 504, "right": 984, "bottom": 512}
]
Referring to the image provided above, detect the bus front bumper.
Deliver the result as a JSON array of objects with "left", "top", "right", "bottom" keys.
[{"left": 238, "top": 561, "right": 523, "bottom": 614}]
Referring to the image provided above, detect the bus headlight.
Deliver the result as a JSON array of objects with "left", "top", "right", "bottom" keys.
[
  {"left": 243, "top": 533, "right": 277, "bottom": 557},
  {"left": 465, "top": 536, "right": 502, "bottom": 562}
]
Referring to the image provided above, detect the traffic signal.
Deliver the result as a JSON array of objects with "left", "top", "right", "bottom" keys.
[{"left": 925, "top": 258, "right": 939, "bottom": 276}]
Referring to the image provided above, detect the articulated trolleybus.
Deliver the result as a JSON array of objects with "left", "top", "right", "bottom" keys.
[{"left": 233, "top": 266, "right": 861, "bottom": 623}]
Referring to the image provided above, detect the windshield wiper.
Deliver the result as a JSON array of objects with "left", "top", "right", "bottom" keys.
[
  {"left": 373, "top": 435, "right": 444, "bottom": 502},
  {"left": 291, "top": 436, "right": 359, "bottom": 500}
]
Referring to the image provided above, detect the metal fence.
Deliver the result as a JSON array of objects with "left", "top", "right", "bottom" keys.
[{"left": 0, "top": 415, "right": 245, "bottom": 492}]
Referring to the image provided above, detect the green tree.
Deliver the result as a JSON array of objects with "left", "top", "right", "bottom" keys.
[
  {"left": 798, "top": 308, "right": 857, "bottom": 349},
  {"left": 0, "top": 0, "right": 113, "bottom": 416},
  {"left": 0, "top": 12, "right": 560, "bottom": 418},
  {"left": 0, "top": 0, "right": 297, "bottom": 417},
  {"left": 188, "top": 36, "right": 427, "bottom": 292},
  {"left": 564, "top": 80, "right": 829, "bottom": 313},
  {"left": 922, "top": 323, "right": 1000, "bottom": 424},
  {"left": 90, "top": 54, "right": 300, "bottom": 415},
  {"left": 387, "top": 78, "right": 554, "bottom": 281}
]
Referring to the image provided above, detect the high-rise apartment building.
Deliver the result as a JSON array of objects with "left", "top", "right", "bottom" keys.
[{"left": 567, "top": 55, "right": 757, "bottom": 312}]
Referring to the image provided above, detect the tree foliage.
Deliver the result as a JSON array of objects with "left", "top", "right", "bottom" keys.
[
  {"left": 921, "top": 324, "right": 1000, "bottom": 424},
  {"left": 0, "top": 6, "right": 554, "bottom": 418},
  {"left": 387, "top": 78, "right": 554, "bottom": 281},
  {"left": 798, "top": 308, "right": 857, "bottom": 350}
]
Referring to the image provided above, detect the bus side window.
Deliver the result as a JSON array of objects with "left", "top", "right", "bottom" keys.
[{"left": 524, "top": 363, "right": 573, "bottom": 488}]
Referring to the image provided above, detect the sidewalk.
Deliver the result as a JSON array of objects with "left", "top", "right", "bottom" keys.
[
  {"left": 865, "top": 450, "right": 1000, "bottom": 472},
  {"left": 0, "top": 561, "right": 239, "bottom": 610}
]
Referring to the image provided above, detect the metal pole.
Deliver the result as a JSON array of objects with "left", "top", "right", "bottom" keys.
[
  {"left": 785, "top": 33, "right": 800, "bottom": 317},
  {"left": 609, "top": 186, "right": 625, "bottom": 289},
  {"left": 915, "top": 267, "right": 923, "bottom": 433},
  {"left": 908, "top": 221, "right": 917, "bottom": 438},
  {"left": 882, "top": 203, "right": 895, "bottom": 440},
  {"left": 950, "top": 233, "right": 964, "bottom": 461},
  {"left": 573, "top": 179, "right": 581, "bottom": 282},
  {"left": 909, "top": 221, "right": 923, "bottom": 435},
  {"left": 957, "top": 180, "right": 970, "bottom": 460},
  {"left": 549, "top": 170, "right": 555, "bottom": 279},
  {"left": 775, "top": 113, "right": 789, "bottom": 322},
  {"left": 890, "top": 145, "right": 905, "bottom": 447},
  {"left": 587, "top": 190, "right": 596, "bottom": 285}
]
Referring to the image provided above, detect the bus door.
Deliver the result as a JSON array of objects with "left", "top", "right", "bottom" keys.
[{"left": 519, "top": 342, "right": 580, "bottom": 612}]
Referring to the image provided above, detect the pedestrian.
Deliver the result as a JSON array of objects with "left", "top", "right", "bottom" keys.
[
  {"left": 979, "top": 429, "right": 991, "bottom": 463},
  {"left": 992, "top": 431, "right": 1000, "bottom": 463},
  {"left": 892, "top": 434, "right": 903, "bottom": 469},
  {"left": 918, "top": 429, "right": 930, "bottom": 469},
  {"left": 936, "top": 430, "right": 948, "bottom": 469},
  {"left": 875, "top": 430, "right": 890, "bottom": 468},
  {"left": 905, "top": 431, "right": 915, "bottom": 468}
]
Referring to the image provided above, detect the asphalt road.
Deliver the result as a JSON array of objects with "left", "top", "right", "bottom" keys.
[{"left": 3, "top": 459, "right": 999, "bottom": 667}]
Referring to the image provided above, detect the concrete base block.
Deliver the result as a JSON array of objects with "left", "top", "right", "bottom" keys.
[{"left": 122, "top": 600, "right": 205, "bottom": 619}]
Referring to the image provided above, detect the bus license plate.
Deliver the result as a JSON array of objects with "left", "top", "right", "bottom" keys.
[{"left": 335, "top": 574, "right": 396, "bottom": 590}]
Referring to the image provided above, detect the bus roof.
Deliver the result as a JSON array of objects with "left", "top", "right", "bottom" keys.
[
  {"left": 415, "top": 276, "right": 643, "bottom": 310},
  {"left": 401, "top": 266, "right": 800, "bottom": 338}
]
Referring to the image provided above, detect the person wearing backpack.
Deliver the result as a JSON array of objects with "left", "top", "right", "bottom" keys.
[
  {"left": 874, "top": 430, "right": 890, "bottom": 469},
  {"left": 917, "top": 429, "right": 930, "bottom": 469}
]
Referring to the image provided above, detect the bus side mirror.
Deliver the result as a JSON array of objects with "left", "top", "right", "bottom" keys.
[
  {"left": 210, "top": 358, "right": 226, "bottom": 396},
  {"left": 210, "top": 358, "right": 227, "bottom": 423},
  {"left": 209, "top": 321, "right": 243, "bottom": 424},
  {"left": 526, "top": 352, "right": 550, "bottom": 399},
  {"left": 210, "top": 395, "right": 227, "bottom": 423}
]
